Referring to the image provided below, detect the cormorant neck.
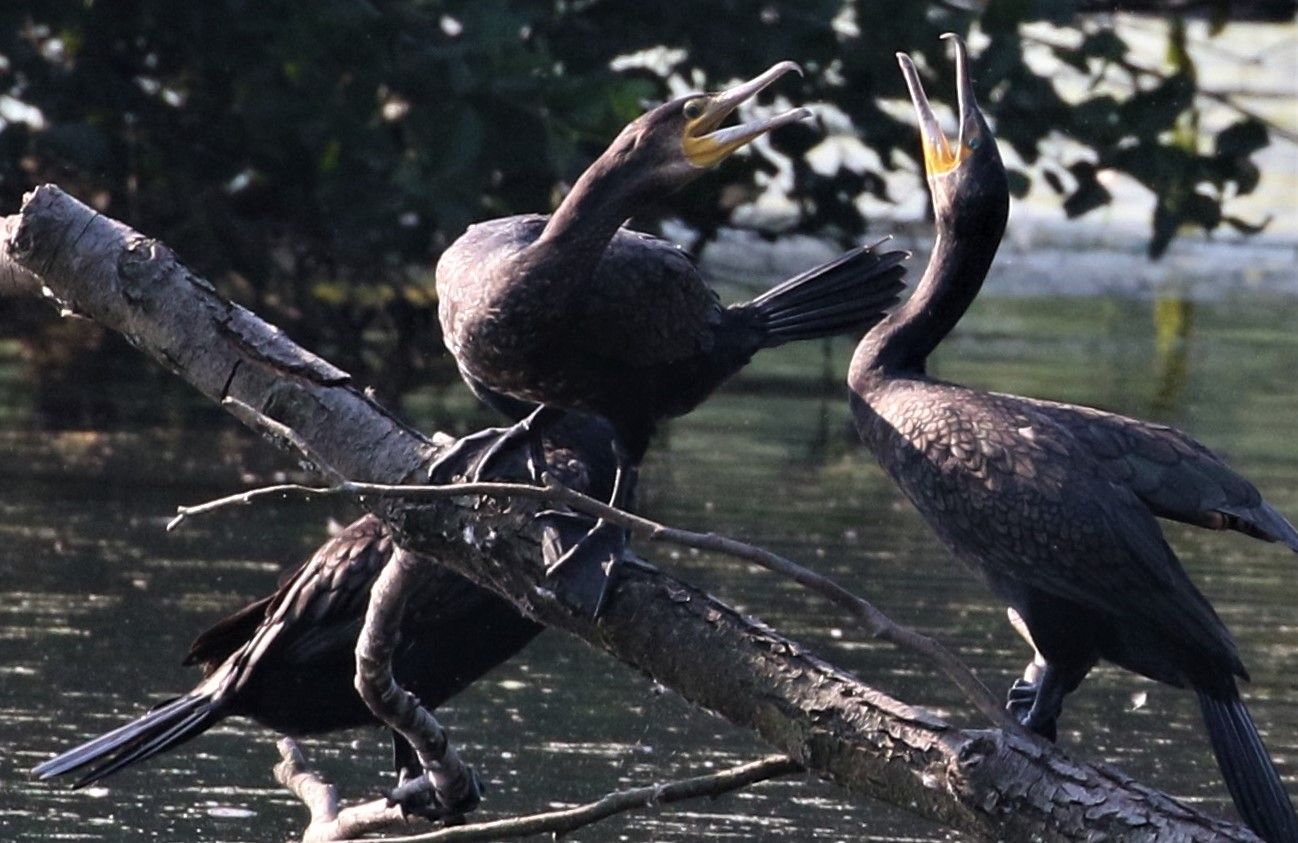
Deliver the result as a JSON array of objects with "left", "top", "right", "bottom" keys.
[
  {"left": 850, "top": 227, "right": 999, "bottom": 384},
  {"left": 534, "top": 152, "right": 645, "bottom": 275}
]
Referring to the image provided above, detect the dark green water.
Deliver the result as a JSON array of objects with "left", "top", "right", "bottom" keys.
[{"left": 2, "top": 291, "right": 1297, "bottom": 841}]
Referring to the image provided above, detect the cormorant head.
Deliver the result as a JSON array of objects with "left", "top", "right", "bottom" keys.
[
  {"left": 602, "top": 61, "right": 811, "bottom": 194},
  {"left": 897, "top": 35, "right": 1008, "bottom": 240}
]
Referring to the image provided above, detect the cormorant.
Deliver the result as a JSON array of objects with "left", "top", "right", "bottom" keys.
[
  {"left": 32, "top": 414, "right": 625, "bottom": 813},
  {"left": 435, "top": 61, "right": 908, "bottom": 470},
  {"left": 435, "top": 62, "right": 906, "bottom": 616},
  {"left": 848, "top": 35, "right": 1298, "bottom": 842},
  {"left": 31, "top": 515, "right": 538, "bottom": 804}
]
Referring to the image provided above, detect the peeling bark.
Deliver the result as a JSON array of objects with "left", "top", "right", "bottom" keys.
[{"left": 1, "top": 185, "right": 1261, "bottom": 842}]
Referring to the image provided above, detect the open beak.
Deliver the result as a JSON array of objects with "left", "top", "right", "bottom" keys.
[
  {"left": 683, "top": 61, "right": 813, "bottom": 168},
  {"left": 896, "top": 34, "right": 982, "bottom": 177}
]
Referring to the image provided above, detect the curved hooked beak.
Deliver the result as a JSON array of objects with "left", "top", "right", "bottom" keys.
[
  {"left": 683, "top": 61, "right": 813, "bottom": 168},
  {"left": 896, "top": 34, "right": 982, "bottom": 177}
]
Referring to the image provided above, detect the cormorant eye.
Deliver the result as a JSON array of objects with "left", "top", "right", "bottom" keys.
[
  {"left": 683, "top": 99, "right": 705, "bottom": 121},
  {"left": 967, "top": 136, "right": 982, "bottom": 150}
]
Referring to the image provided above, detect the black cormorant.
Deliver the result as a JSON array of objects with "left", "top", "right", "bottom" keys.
[
  {"left": 435, "top": 61, "right": 908, "bottom": 469},
  {"left": 848, "top": 35, "right": 1298, "bottom": 842},
  {"left": 32, "top": 414, "right": 625, "bottom": 812},
  {"left": 30, "top": 515, "right": 538, "bottom": 804}
]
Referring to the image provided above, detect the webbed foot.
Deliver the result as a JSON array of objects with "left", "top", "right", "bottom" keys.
[
  {"left": 428, "top": 405, "right": 562, "bottom": 485},
  {"left": 427, "top": 424, "right": 517, "bottom": 485},
  {"left": 534, "top": 457, "right": 636, "bottom": 619},
  {"left": 1005, "top": 677, "right": 1058, "bottom": 741},
  {"left": 536, "top": 509, "right": 625, "bottom": 618}
]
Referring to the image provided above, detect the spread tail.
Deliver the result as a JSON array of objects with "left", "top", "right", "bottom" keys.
[
  {"left": 31, "top": 693, "right": 222, "bottom": 788},
  {"left": 741, "top": 242, "right": 908, "bottom": 348},
  {"left": 1197, "top": 689, "right": 1298, "bottom": 842}
]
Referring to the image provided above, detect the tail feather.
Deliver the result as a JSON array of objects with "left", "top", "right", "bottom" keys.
[
  {"left": 739, "top": 243, "right": 908, "bottom": 348},
  {"left": 73, "top": 707, "right": 216, "bottom": 787},
  {"left": 1197, "top": 689, "right": 1298, "bottom": 842},
  {"left": 32, "top": 694, "right": 222, "bottom": 788}
]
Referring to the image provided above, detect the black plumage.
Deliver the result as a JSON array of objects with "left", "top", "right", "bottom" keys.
[
  {"left": 33, "top": 414, "right": 625, "bottom": 789},
  {"left": 32, "top": 515, "right": 540, "bottom": 789},
  {"left": 849, "top": 36, "right": 1297, "bottom": 842},
  {"left": 436, "top": 62, "right": 907, "bottom": 463}
]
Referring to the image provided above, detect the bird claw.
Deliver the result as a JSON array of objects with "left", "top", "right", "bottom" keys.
[
  {"left": 384, "top": 766, "right": 484, "bottom": 823},
  {"left": 1005, "top": 678, "right": 1058, "bottom": 742},
  {"left": 427, "top": 426, "right": 518, "bottom": 485},
  {"left": 1006, "top": 677, "right": 1038, "bottom": 709}
]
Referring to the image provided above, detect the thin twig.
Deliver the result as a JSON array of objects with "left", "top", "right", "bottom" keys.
[
  {"left": 170, "top": 476, "right": 1019, "bottom": 732},
  {"left": 274, "top": 738, "right": 419, "bottom": 842},
  {"left": 274, "top": 737, "right": 800, "bottom": 843},
  {"left": 1020, "top": 29, "right": 1298, "bottom": 145},
  {"left": 385, "top": 754, "right": 802, "bottom": 843},
  {"left": 222, "top": 397, "right": 350, "bottom": 484}
]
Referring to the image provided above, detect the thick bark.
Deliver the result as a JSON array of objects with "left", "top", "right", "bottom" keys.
[
  {"left": 0, "top": 215, "right": 42, "bottom": 297},
  {"left": 1, "top": 185, "right": 1260, "bottom": 842}
]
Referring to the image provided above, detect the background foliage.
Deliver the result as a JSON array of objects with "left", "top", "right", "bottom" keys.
[{"left": 0, "top": 0, "right": 1287, "bottom": 383}]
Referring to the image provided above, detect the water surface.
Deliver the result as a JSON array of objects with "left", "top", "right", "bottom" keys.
[{"left": 2, "top": 289, "right": 1296, "bottom": 841}]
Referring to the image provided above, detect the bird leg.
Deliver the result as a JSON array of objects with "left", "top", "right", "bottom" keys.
[
  {"left": 427, "top": 405, "right": 563, "bottom": 485},
  {"left": 1005, "top": 607, "right": 1049, "bottom": 732},
  {"left": 1006, "top": 659, "right": 1092, "bottom": 743},
  {"left": 535, "top": 444, "right": 637, "bottom": 618}
]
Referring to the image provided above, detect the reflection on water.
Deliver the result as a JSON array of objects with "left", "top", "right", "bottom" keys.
[{"left": 2, "top": 291, "right": 1297, "bottom": 841}]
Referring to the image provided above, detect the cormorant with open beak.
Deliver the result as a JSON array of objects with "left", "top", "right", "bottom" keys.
[
  {"left": 434, "top": 62, "right": 908, "bottom": 613},
  {"left": 848, "top": 35, "right": 1298, "bottom": 842}
]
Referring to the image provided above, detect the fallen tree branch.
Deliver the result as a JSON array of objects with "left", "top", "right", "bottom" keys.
[
  {"left": 169, "top": 476, "right": 1016, "bottom": 733},
  {"left": 355, "top": 546, "right": 482, "bottom": 819},
  {"left": 274, "top": 738, "right": 801, "bottom": 843},
  {"left": 3, "top": 185, "right": 1261, "bottom": 841}
]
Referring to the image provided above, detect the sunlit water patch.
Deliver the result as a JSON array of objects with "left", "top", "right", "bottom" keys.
[{"left": 1, "top": 292, "right": 1296, "bottom": 840}]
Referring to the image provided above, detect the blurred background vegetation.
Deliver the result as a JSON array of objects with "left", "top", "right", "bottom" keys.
[{"left": 1, "top": 0, "right": 1293, "bottom": 393}]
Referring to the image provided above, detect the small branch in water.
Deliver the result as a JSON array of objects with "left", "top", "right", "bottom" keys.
[
  {"left": 274, "top": 738, "right": 412, "bottom": 842},
  {"left": 171, "top": 475, "right": 1019, "bottom": 733},
  {"left": 274, "top": 737, "right": 800, "bottom": 843}
]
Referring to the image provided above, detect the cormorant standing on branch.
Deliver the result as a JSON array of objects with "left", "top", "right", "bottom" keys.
[
  {"left": 848, "top": 35, "right": 1298, "bottom": 842},
  {"left": 435, "top": 61, "right": 908, "bottom": 469},
  {"left": 435, "top": 62, "right": 906, "bottom": 616},
  {"left": 33, "top": 414, "right": 625, "bottom": 804}
]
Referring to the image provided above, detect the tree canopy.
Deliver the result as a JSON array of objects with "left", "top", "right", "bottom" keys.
[{"left": 0, "top": 1, "right": 1282, "bottom": 367}]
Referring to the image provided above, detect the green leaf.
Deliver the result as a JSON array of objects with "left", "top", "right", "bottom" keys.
[
  {"left": 1215, "top": 118, "right": 1269, "bottom": 157},
  {"left": 1062, "top": 161, "right": 1112, "bottom": 218}
]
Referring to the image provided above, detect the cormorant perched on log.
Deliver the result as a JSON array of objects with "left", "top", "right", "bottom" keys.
[
  {"left": 435, "top": 61, "right": 908, "bottom": 470},
  {"left": 32, "top": 414, "right": 625, "bottom": 813},
  {"left": 848, "top": 36, "right": 1298, "bottom": 842},
  {"left": 435, "top": 62, "right": 905, "bottom": 615}
]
